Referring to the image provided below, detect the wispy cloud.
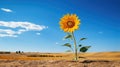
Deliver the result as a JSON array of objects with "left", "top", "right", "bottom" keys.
[
  {"left": 0, "top": 21, "right": 47, "bottom": 37},
  {"left": 36, "top": 33, "right": 40, "bottom": 35},
  {"left": 1, "top": 8, "right": 13, "bottom": 12},
  {"left": 0, "top": 29, "right": 17, "bottom": 37}
]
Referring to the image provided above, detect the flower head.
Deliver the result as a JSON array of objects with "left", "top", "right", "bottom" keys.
[{"left": 59, "top": 14, "right": 80, "bottom": 33}]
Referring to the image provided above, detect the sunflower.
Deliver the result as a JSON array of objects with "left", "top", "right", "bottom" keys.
[{"left": 59, "top": 14, "right": 80, "bottom": 33}]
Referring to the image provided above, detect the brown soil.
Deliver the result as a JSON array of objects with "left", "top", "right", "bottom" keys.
[
  {"left": 0, "top": 52, "right": 120, "bottom": 67},
  {"left": 0, "top": 59, "right": 120, "bottom": 67}
]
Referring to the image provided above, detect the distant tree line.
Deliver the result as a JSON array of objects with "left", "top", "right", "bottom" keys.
[
  {"left": 0, "top": 51, "right": 11, "bottom": 54},
  {"left": 16, "top": 51, "right": 24, "bottom": 54}
]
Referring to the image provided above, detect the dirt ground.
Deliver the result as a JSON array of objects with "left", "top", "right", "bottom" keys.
[
  {"left": 0, "top": 52, "right": 120, "bottom": 67},
  {"left": 0, "top": 59, "right": 120, "bottom": 67}
]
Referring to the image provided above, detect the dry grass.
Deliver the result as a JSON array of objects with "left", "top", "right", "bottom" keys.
[
  {"left": 0, "top": 52, "right": 120, "bottom": 61},
  {"left": 0, "top": 52, "right": 120, "bottom": 67}
]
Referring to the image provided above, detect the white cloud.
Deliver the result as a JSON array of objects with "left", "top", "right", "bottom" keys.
[
  {"left": 0, "top": 21, "right": 46, "bottom": 31},
  {"left": 1, "top": 8, "right": 12, "bottom": 12},
  {"left": 0, "top": 21, "right": 47, "bottom": 37},
  {"left": 0, "top": 29, "right": 17, "bottom": 37},
  {"left": 0, "top": 34, "right": 17, "bottom": 37},
  {"left": 36, "top": 33, "right": 40, "bottom": 35},
  {"left": 17, "top": 29, "right": 26, "bottom": 34}
]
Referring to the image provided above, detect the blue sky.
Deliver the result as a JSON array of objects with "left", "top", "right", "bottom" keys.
[{"left": 0, "top": 0, "right": 120, "bottom": 52}]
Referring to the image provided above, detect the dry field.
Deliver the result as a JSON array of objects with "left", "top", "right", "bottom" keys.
[{"left": 0, "top": 52, "right": 120, "bottom": 67}]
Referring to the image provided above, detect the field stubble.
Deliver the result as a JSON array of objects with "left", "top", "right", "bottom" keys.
[{"left": 0, "top": 52, "right": 120, "bottom": 67}]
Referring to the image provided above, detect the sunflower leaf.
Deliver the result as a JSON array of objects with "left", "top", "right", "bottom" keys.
[
  {"left": 64, "top": 34, "right": 73, "bottom": 40},
  {"left": 80, "top": 38, "right": 87, "bottom": 41},
  {"left": 62, "top": 43, "right": 71, "bottom": 48},
  {"left": 80, "top": 46, "right": 91, "bottom": 52}
]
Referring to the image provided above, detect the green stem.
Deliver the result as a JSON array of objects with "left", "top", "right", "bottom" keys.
[
  {"left": 70, "top": 47, "right": 74, "bottom": 53},
  {"left": 72, "top": 32, "right": 78, "bottom": 61}
]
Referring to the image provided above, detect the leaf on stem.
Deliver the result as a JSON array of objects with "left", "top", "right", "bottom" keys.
[
  {"left": 80, "top": 38, "right": 87, "bottom": 41},
  {"left": 80, "top": 46, "right": 91, "bottom": 52},
  {"left": 62, "top": 43, "right": 71, "bottom": 48},
  {"left": 64, "top": 34, "right": 73, "bottom": 40}
]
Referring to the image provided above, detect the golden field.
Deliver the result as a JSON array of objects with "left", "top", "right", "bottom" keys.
[
  {"left": 0, "top": 52, "right": 120, "bottom": 67},
  {"left": 0, "top": 52, "right": 120, "bottom": 61}
]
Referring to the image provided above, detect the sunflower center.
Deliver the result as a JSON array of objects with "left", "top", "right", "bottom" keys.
[{"left": 67, "top": 21, "right": 75, "bottom": 28}]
